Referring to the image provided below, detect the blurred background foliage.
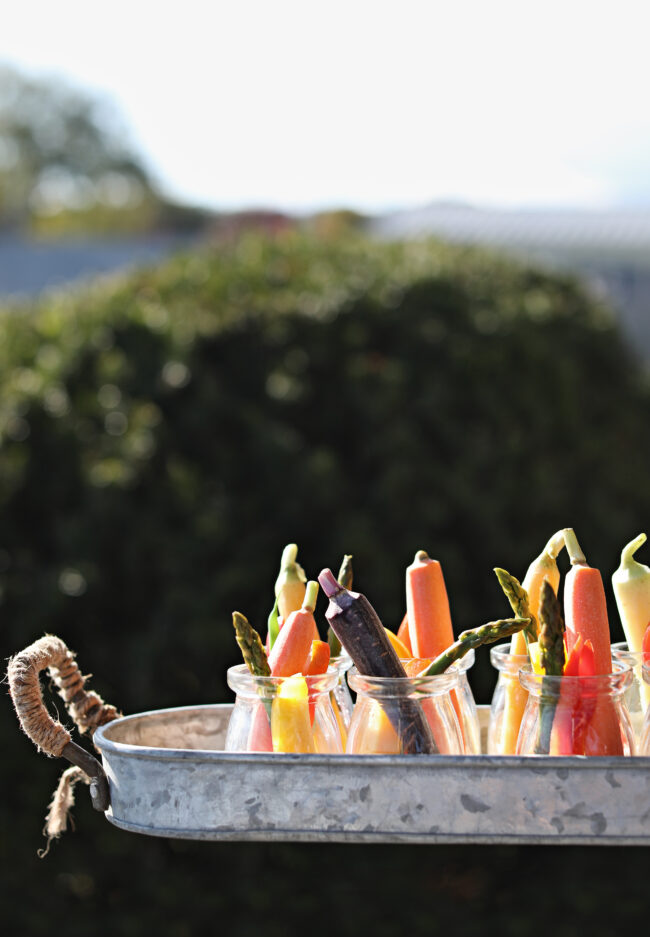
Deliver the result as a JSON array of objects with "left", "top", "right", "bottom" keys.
[
  {"left": 2, "top": 230, "right": 649, "bottom": 935},
  {"left": 0, "top": 66, "right": 211, "bottom": 236}
]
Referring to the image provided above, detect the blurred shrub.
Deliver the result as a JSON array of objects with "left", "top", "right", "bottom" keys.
[{"left": 1, "top": 231, "right": 648, "bottom": 715}]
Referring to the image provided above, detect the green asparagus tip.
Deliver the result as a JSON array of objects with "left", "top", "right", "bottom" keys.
[
  {"left": 303, "top": 580, "right": 319, "bottom": 613},
  {"left": 337, "top": 554, "right": 354, "bottom": 591}
]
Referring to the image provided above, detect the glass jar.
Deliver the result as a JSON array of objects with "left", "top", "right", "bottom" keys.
[
  {"left": 330, "top": 653, "right": 354, "bottom": 745},
  {"left": 225, "top": 664, "right": 343, "bottom": 754},
  {"left": 448, "top": 649, "right": 481, "bottom": 754},
  {"left": 516, "top": 663, "right": 635, "bottom": 756},
  {"left": 640, "top": 664, "right": 650, "bottom": 755},
  {"left": 346, "top": 667, "right": 464, "bottom": 755},
  {"left": 611, "top": 642, "right": 649, "bottom": 746},
  {"left": 487, "top": 643, "right": 530, "bottom": 755}
]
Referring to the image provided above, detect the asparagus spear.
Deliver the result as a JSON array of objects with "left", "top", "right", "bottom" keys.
[
  {"left": 328, "top": 555, "right": 353, "bottom": 657},
  {"left": 232, "top": 612, "right": 271, "bottom": 677},
  {"left": 538, "top": 580, "right": 566, "bottom": 677},
  {"left": 232, "top": 611, "right": 273, "bottom": 727},
  {"left": 534, "top": 580, "right": 566, "bottom": 753},
  {"left": 494, "top": 568, "right": 538, "bottom": 645},
  {"left": 419, "top": 617, "right": 531, "bottom": 676}
]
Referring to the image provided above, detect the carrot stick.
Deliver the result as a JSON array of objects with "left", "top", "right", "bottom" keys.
[
  {"left": 563, "top": 529, "right": 613, "bottom": 675},
  {"left": 562, "top": 529, "right": 622, "bottom": 754},
  {"left": 405, "top": 550, "right": 454, "bottom": 658},
  {"left": 268, "top": 581, "right": 320, "bottom": 677},
  {"left": 303, "top": 639, "right": 330, "bottom": 676},
  {"left": 405, "top": 551, "right": 466, "bottom": 744},
  {"left": 396, "top": 614, "right": 412, "bottom": 654},
  {"left": 303, "top": 640, "right": 331, "bottom": 723},
  {"left": 385, "top": 628, "right": 412, "bottom": 659}
]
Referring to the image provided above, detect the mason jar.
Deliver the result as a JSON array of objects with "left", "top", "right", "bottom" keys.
[
  {"left": 516, "top": 663, "right": 635, "bottom": 756},
  {"left": 611, "top": 641, "right": 649, "bottom": 746},
  {"left": 329, "top": 653, "right": 354, "bottom": 745},
  {"left": 448, "top": 649, "right": 481, "bottom": 754},
  {"left": 487, "top": 643, "right": 530, "bottom": 755},
  {"left": 639, "top": 664, "right": 650, "bottom": 755},
  {"left": 346, "top": 667, "right": 464, "bottom": 755},
  {"left": 225, "top": 664, "right": 343, "bottom": 754}
]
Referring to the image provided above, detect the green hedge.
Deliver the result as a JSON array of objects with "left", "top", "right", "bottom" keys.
[
  {"left": 2, "top": 231, "right": 649, "bottom": 936},
  {"left": 1, "top": 232, "right": 647, "bottom": 708}
]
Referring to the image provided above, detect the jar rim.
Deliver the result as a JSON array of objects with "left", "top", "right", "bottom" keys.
[
  {"left": 329, "top": 652, "right": 353, "bottom": 673},
  {"left": 518, "top": 660, "right": 633, "bottom": 696},
  {"left": 611, "top": 641, "right": 643, "bottom": 665},
  {"left": 348, "top": 665, "right": 459, "bottom": 697},
  {"left": 489, "top": 642, "right": 530, "bottom": 672},
  {"left": 226, "top": 663, "right": 339, "bottom": 696}
]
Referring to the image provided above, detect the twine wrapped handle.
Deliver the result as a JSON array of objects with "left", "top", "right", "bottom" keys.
[{"left": 7, "top": 635, "right": 120, "bottom": 816}]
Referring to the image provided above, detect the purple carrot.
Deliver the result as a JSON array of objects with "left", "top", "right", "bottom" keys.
[{"left": 318, "top": 569, "right": 436, "bottom": 754}]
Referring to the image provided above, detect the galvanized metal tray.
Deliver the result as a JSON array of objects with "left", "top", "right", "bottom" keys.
[{"left": 94, "top": 704, "right": 650, "bottom": 846}]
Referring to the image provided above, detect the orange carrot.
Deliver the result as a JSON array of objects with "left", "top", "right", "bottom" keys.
[
  {"left": 405, "top": 550, "right": 454, "bottom": 658},
  {"left": 563, "top": 530, "right": 613, "bottom": 675},
  {"left": 303, "top": 640, "right": 331, "bottom": 676},
  {"left": 385, "top": 628, "right": 412, "bottom": 658},
  {"left": 268, "top": 581, "right": 320, "bottom": 676},
  {"left": 303, "top": 639, "right": 331, "bottom": 723},
  {"left": 396, "top": 614, "right": 412, "bottom": 654},
  {"left": 404, "top": 550, "right": 466, "bottom": 741},
  {"left": 562, "top": 529, "right": 622, "bottom": 755}
]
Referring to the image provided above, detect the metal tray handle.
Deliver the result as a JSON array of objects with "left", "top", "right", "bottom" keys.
[{"left": 7, "top": 635, "right": 120, "bottom": 813}]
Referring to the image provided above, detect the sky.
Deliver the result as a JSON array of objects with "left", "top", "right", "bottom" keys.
[{"left": 1, "top": 1, "right": 650, "bottom": 215}]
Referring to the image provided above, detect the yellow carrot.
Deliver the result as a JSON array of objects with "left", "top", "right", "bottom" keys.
[{"left": 271, "top": 674, "right": 315, "bottom": 753}]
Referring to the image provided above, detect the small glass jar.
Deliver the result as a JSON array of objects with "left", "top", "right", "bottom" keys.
[
  {"left": 329, "top": 653, "right": 354, "bottom": 744},
  {"left": 346, "top": 667, "right": 464, "bottom": 755},
  {"left": 225, "top": 664, "right": 343, "bottom": 754},
  {"left": 640, "top": 664, "right": 650, "bottom": 755},
  {"left": 611, "top": 642, "right": 649, "bottom": 746},
  {"left": 449, "top": 649, "right": 481, "bottom": 754},
  {"left": 516, "top": 663, "right": 635, "bottom": 756},
  {"left": 487, "top": 643, "right": 530, "bottom": 755}
]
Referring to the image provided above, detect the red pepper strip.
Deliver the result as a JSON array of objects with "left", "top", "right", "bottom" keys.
[
  {"left": 247, "top": 700, "right": 274, "bottom": 752},
  {"left": 551, "top": 637, "right": 596, "bottom": 754},
  {"left": 563, "top": 633, "right": 584, "bottom": 677},
  {"left": 570, "top": 639, "right": 597, "bottom": 754},
  {"left": 643, "top": 622, "right": 650, "bottom": 665}
]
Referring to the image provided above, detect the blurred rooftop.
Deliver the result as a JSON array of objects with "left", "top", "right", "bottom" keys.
[{"left": 374, "top": 203, "right": 650, "bottom": 251}]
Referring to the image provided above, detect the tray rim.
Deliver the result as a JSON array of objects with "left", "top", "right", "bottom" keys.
[{"left": 94, "top": 702, "right": 650, "bottom": 769}]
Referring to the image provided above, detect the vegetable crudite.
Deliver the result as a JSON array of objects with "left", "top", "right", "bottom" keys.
[{"left": 7, "top": 533, "right": 650, "bottom": 850}]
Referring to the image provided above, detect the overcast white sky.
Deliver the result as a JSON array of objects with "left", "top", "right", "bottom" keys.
[{"left": 2, "top": 1, "right": 649, "bottom": 214}]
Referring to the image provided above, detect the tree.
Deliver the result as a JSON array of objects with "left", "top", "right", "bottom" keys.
[{"left": 0, "top": 66, "right": 209, "bottom": 235}]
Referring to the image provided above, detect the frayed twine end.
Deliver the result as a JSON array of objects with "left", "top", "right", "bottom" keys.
[{"left": 38, "top": 766, "right": 89, "bottom": 858}]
